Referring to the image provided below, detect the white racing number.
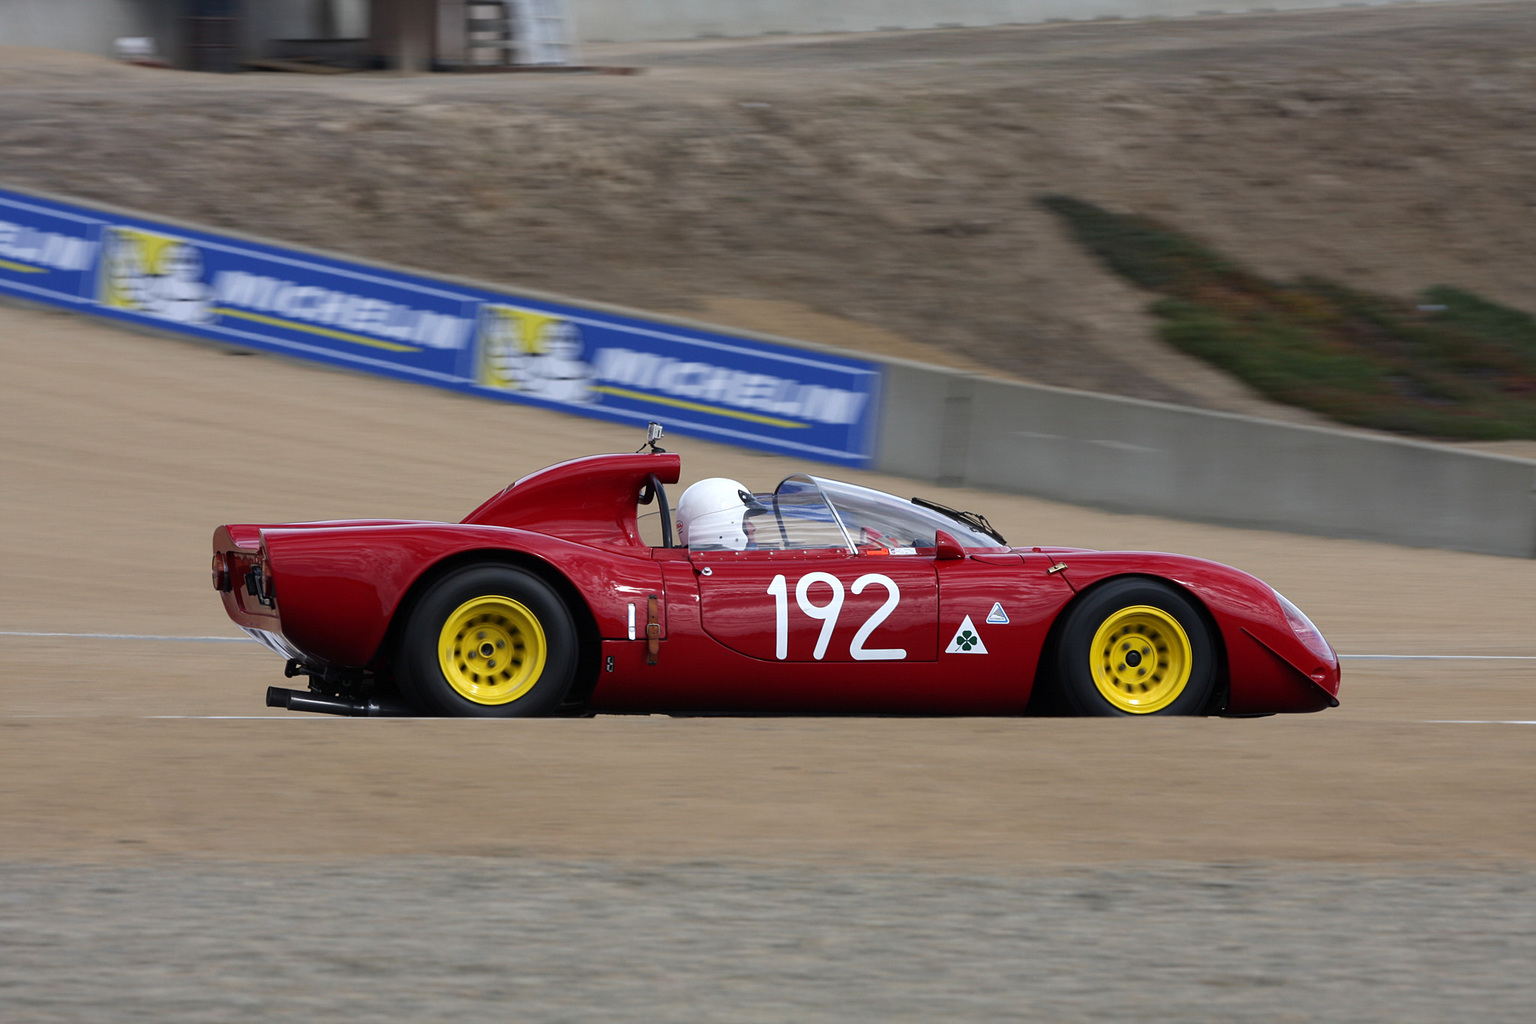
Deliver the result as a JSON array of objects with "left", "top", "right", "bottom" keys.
[
  {"left": 766, "top": 573, "right": 907, "bottom": 661},
  {"left": 794, "top": 572, "right": 844, "bottom": 660}
]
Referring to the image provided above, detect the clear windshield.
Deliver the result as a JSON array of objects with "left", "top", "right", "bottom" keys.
[
  {"left": 759, "top": 475, "right": 854, "bottom": 550},
  {"left": 752, "top": 475, "right": 1004, "bottom": 552},
  {"left": 811, "top": 476, "right": 1005, "bottom": 550}
]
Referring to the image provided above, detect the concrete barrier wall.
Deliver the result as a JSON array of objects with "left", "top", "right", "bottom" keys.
[
  {"left": 0, "top": 0, "right": 172, "bottom": 54},
  {"left": 1, "top": 2, "right": 1465, "bottom": 60},
  {"left": 0, "top": 1, "right": 367, "bottom": 60},
  {"left": 875, "top": 362, "right": 1536, "bottom": 558},
  {"left": 570, "top": 0, "right": 1461, "bottom": 42}
]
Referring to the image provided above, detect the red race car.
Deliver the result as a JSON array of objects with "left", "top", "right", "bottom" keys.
[{"left": 213, "top": 428, "right": 1340, "bottom": 718}]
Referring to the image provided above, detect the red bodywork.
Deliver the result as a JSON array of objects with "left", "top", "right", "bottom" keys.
[{"left": 213, "top": 452, "right": 1340, "bottom": 715}]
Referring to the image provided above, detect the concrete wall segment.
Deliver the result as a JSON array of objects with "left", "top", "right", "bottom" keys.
[
  {"left": 875, "top": 361, "right": 976, "bottom": 484},
  {"left": 0, "top": 0, "right": 173, "bottom": 54},
  {"left": 568, "top": 0, "right": 1461, "bottom": 42},
  {"left": 932, "top": 375, "right": 1536, "bottom": 558},
  {"left": 0, "top": 1, "right": 1470, "bottom": 63}
]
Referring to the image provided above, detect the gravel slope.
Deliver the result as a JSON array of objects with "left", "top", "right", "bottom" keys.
[
  {"left": 5, "top": 860, "right": 1534, "bottom": 1023},
  {"left": 3, "top": 2, "right": 1534, "bottom": 420}
]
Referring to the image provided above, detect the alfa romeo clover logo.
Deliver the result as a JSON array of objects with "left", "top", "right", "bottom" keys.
[{"left": 946, "top": 615, "right": 988, "bottom": 654}]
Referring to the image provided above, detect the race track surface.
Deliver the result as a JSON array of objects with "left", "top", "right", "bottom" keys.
[{"left": 2, "top": 301, "right": 1535, "bottom": 1020}]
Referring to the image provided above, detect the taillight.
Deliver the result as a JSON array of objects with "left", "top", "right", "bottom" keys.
[{"left": 212, "top": 552, "right": 231, "bottom": 592}]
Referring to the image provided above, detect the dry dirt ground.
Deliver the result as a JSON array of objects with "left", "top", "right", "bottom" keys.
[
  {"left": 2, "top": 300, "right": 1535, "bottom": 1020},
  {"left": 3, "top": 0, "right": 1536, "bottom": 439}
]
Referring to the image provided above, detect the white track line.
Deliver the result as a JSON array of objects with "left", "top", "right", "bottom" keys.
[
  {"left": 0, "top": 715, "right": 1529, "bottom": 725},
  {"left": 0, "top": 631, "right": 254, "bottom": 643},
  {"left": 1340, "top": 655, "right": 1536, "bottom": 661},
  {"left": 145, "top": 715, "right": 328, "bottom": 720},
  {"left": 2, "top": 710, "right": 1534, "bottom": 723}
]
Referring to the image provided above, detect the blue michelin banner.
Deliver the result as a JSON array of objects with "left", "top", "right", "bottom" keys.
[{"left": 0, "top": 188, "right": 881, "bottom": 465}]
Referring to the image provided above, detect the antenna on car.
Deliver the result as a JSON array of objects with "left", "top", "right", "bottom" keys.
[{"left": 638, "top": 421, "right": 667, "bottom": 454}]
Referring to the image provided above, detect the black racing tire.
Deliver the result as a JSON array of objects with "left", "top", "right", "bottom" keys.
[
  {"left": 398, "top": 564, "right": 578, "bottom": 718},
  {"left": 1054, "top": 577, "right": 1216, "bottom": 717}
]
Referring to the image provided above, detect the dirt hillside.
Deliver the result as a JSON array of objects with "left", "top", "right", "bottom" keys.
[{"left": 3, "top": 1, "right": 1534, "bottom": 426}]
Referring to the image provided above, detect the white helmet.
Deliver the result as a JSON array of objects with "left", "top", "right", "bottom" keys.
[{"left": 677, "top": 477, "right": 755, "bottom": 550}]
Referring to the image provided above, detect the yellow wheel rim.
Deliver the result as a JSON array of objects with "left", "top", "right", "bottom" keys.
[
  {"left": 437, "top": 596, "right": 548, "bottom": 705},
  {"left": 1089, "top": 605, "right": 1193, "bottom": 714}
]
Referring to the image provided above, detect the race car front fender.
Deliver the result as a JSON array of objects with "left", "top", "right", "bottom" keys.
[{"left": 1052, "top": 552, "right": 1340, "bottom": 714}]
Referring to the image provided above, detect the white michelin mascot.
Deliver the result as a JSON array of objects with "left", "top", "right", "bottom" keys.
[
  {"left": 150, "top": 243, "right": 213, "bottom": 325},
  {"left": 676, "top": 477, "right": 760, "bottom": 550},
  {"left": 522, "top": 320, "right": 595, "bottom": 404}
]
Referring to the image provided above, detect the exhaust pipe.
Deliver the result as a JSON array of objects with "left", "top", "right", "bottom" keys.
[{"left": 267, "top": 686, "right": 387, "bottom": 717}]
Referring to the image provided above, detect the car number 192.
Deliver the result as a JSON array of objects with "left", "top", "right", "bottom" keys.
[{"left": 765, "top": 572, "right": 906, "bottom": 662}]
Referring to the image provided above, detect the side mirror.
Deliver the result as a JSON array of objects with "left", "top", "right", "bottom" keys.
[{"left": 934, "top": 530, "right": 965, "bottom": 561}]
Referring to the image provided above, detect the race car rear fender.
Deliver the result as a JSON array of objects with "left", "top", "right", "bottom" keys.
[
  {"left": 376, "top": 546, "right": 606, "bottom": 708},
  {"left": 257, "top": 523, "right": 664, "bottom": 669}
]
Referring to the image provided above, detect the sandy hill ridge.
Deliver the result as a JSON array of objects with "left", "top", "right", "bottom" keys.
[{"left": 1, "top": 2, "right": 1533, "bottom": 448}]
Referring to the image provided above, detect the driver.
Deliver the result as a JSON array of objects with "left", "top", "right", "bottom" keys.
[{"left": 675, "top": 478, "right": 768, "bottom": 550}]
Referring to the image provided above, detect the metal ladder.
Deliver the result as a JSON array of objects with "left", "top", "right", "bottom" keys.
[
  {"left": 511, "top": 0, "right": 578, "bottom": 66},
  {"left": 465, "top": 2, "right": 515, "bottom": 67}
]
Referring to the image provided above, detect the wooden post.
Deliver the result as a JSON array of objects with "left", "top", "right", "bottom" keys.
[{"left": 370, "top": 0, "right": 437, "bottom": 72}]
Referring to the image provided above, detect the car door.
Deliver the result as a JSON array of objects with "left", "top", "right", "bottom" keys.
[{"left": 693, "top": 548, "right": 938, "bottom": 664}]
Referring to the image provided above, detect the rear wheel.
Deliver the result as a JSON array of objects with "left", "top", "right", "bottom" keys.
[
  {"left": 398, "top": 565, "right": 578, "bottom": 717},
  {"left": 1055, "top": 578, "right": 1216, "bottom": 716}
]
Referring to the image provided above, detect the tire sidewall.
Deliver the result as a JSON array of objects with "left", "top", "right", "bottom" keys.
[
  {"left": 1057, "top": 577, "right": 1216, "bottom": 717},
  {"left": 400, "top": 564, "right": 578, "bottom": 717}
]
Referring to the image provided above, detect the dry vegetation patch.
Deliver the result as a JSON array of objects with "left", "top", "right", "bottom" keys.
[{"left": 1042, "top": 194, "right": 1536, "bottom": 439}]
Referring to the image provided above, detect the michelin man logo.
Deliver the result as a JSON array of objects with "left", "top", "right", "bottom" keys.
[
  {"left": 98, "top": 227, "right": 214, "bottom": 325},
  {"left": 478, "top": 303, "right": 595, "bottom": 404}
]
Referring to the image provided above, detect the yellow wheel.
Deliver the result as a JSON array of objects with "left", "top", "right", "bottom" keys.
[
  {"left": 399, "top": 565, "right": 578, "bottom": 717},
  {"left": 437, "top": 596, "right": 548, "bottom": 705},
  {"left": 1088, "top": 605, "right": 1192, "bottom": 714},
  {"left": 1055, "top": 578, "right": 1216, "bottom": 717}
]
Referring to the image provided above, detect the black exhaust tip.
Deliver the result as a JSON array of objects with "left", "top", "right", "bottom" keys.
[{"left": 266, "top": 686, "right": 382, "bottom": 717}]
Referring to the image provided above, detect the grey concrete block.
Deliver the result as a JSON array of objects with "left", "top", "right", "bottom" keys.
[
  {"left": 953, "top": 378, "right": 1536, "bottom": 557},
  {"left": 872, "top": 362, "right": 975, "bottom": 484}
]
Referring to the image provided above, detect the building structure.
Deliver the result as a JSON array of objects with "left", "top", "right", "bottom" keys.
[{"left": 0, "top": 0, "right": 1465, "bottom": 70}]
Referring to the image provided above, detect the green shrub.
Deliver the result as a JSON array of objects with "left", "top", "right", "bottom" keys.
[{"left": 1040, "top": 195, "right": 1536, "bottom": 440}]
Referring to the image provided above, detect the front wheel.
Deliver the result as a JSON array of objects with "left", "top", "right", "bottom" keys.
[
  {"left": 398, "top": 565, "right": 578, "bottom": 717},
  {"left": 1055, "top": 578, "right": 1216, "bottom": 716}
]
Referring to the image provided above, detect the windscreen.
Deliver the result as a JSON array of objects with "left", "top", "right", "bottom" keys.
[
  {"left": 763, "top": 475, "right": 855, "bottom": 550},
  {"left": 811, "top": 477, "right": 1005, "bottom": 550}
]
